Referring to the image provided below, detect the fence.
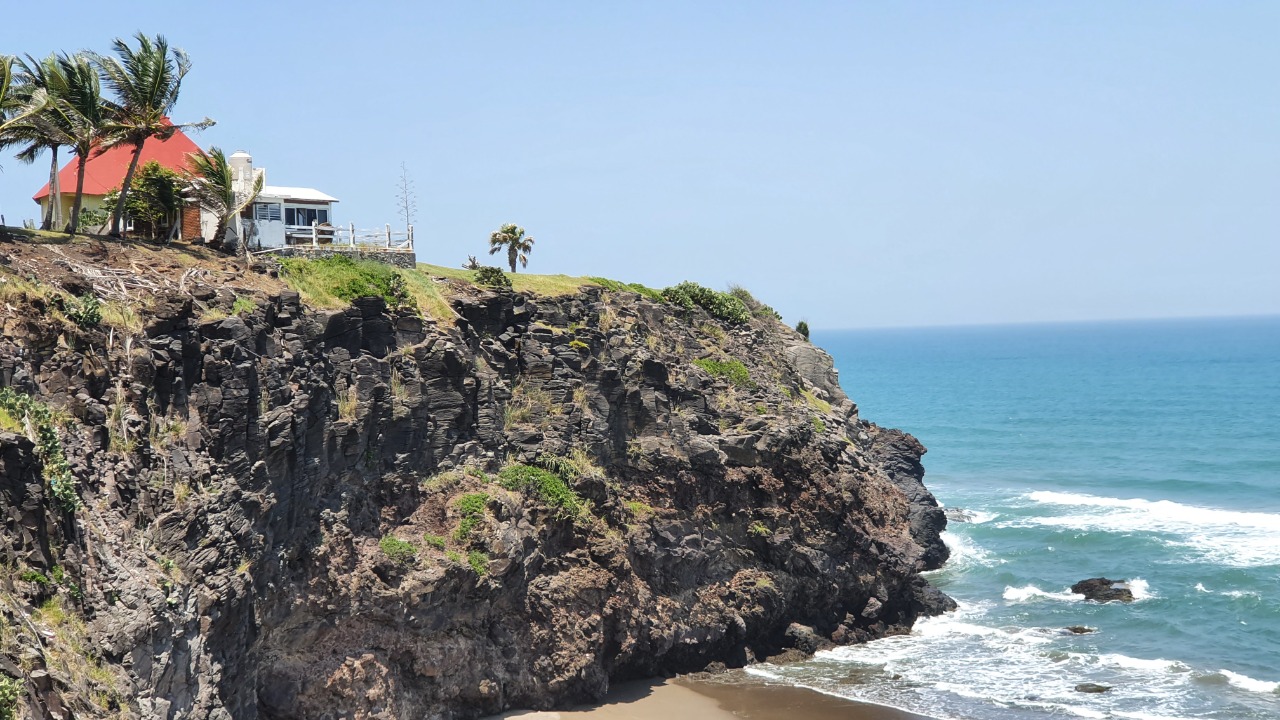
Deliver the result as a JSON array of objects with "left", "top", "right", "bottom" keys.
[{"left": 284, "top": 222, "right": 414, "bottom": 252}]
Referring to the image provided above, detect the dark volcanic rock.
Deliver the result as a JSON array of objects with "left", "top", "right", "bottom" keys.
[
  {"left": 1075, "top": 683, "right": 1112, "bottom": 693},
  {"left": 1064, "top": 626, "right": 1097, "bottom": 635},
  {"left": 1071, "top": 578, "right": 1135, "bottom": 603},
  {"left": 0, "top": 275, "right": 954, "bottom": 720}
]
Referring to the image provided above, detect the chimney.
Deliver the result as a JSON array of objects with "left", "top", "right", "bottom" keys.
[{"left": 228, "top": 150, "right": 254, "bottom": 193}]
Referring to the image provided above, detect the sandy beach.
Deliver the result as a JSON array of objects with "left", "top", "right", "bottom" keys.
[{"left": 491, "top": 676, "right": 937, "bottom": 720}]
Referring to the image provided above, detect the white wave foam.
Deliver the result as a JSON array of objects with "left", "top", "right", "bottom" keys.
[
  {"left": 1219, "top": 669, "right": 1280, "bottom": 693},
  {"left": 1094, "top": 653, "right": 1191, "bottom": 673},
  {"left": 936, "top": 531, "right": 1000, "bottom": 571},
  {"left": 1127, "top": 577, "right": 1153, "bottom": 600},
  {"left": 1020, "top": 491, "right": 1280, "bottom": 567},
  {"left": 1194, "top": 582, "right": 1209, "bottom": 592},
  {"left": 1112, "top": 713, "right": 1201, "bottom": 720},
  {"left": 1222, "top": 589, "right": 1261, "bottom": 599},
  {"left": 1002, "top": 584, "right": 1083, "bottom": 603}
]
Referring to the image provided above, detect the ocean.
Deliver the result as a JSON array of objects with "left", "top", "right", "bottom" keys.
[{"left": 753, "top": 317, "right": 1280, "bottom": 720}]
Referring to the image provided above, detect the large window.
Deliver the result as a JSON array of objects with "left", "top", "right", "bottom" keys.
[
  {"left": 285, "top": 207, "right": 329, "bottom": 226},
  {"left": 254, "top": 203, "right": 282, "bottom": 221}
]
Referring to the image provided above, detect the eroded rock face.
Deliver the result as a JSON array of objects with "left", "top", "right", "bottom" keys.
[{"left": 0, "top": 282, "right": 953, "bottom": 719}]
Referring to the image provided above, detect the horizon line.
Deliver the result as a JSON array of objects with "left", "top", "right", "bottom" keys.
[{"left": 813, "top": 312, "right": 1280, "bottom": 333}]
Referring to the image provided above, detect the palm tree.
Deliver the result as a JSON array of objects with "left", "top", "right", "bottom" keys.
[
  {"left": 93, "top": 33, "right": 213, "bottom": 237},
  {"left": 56, "top": 53, "right": 114, "bottom": 234},
  {"left": 6, "top": 54, "right": 68, "bottom": 229},
  {"left": 185, "top": 147, "right": 262, "bottom": 251},
  {"left": 488, "top": 223, "right": 535, "bottom": 272}
]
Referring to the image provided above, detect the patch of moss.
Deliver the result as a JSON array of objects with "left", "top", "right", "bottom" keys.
[
  {"left": 693, "top": 358, "right": 754, "bottom": 388},
  {"left": 498, "top": 464, "right": 583, "bottom": 516}
]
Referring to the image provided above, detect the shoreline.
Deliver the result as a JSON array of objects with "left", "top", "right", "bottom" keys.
[{"left": 491, "top": 674, "right": 939, "bottom": 720}]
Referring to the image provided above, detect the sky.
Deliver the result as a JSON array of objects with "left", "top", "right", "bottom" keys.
[{"left": 1, "top": 1, "right": 1277, "bottom": 328}]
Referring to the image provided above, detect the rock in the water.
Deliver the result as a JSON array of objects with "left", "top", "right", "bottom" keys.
[
  {"left": 1071, "top": 578, "right": 1135, "bottom": 603},
  {"left": 1075, "top": 683, "right": 1112, "bottom": 694},
  {"left": 944, "top": 507, "right": 976, "bottom": 523},
  {"left": 1064, "top": 626, "right": 1097, "bottom": 634}
]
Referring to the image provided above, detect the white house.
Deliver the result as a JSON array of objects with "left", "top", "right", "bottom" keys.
[{"left": 223, "top": 151, "right": 340, "bottom": 249}]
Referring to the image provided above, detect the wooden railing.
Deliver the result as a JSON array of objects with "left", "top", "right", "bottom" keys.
[{"left": 279, "top": 222, "right": 414, "bottom": 252}]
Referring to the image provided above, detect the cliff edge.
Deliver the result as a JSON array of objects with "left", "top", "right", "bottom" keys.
[{"left": 0, "top": 236, "right": 952, "bottom": 719}]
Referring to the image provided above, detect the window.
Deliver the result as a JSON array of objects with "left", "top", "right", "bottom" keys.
[
  {"left": 254, "top": 203, "right": 282, "bottom": 221},
  {"left": 285, "top": 207, "right": 329, "bottom": 226}
]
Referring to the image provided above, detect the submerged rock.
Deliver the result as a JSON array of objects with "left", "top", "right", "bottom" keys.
[
  {"left": 1071, "top": 578, "right": 1136, "bottom": 602},
  {"left": 1075, "top": 683, "right": 1113, "bottom": 693},
  {"left": 1064, "top": 626, "right": 1097, "bottom": 635}
]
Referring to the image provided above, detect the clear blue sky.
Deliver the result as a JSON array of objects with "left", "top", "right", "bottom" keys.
[{"left": 2, "top": 1, "right": 1277, "bottom": 328}]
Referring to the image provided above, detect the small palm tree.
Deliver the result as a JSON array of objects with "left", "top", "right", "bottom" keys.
[
  {"left": 185, "top": 147, "right": 262, "bottom": 251},
  {"left": 5, "top": 54, "right": 69, "bottom": 229},
  {"left": 55, "top": 53, "right": 115, "bottom": 234},
  {"left": 488, "top": 223, "right": 535, "bottom": 273},
  {"left": 94, "top": 33, "right": 213, "bottom": 237}
]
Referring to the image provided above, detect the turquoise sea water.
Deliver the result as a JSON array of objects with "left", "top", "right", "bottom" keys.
[{"left": 754, "top": 317, "right": 1280, "bottom": 720}]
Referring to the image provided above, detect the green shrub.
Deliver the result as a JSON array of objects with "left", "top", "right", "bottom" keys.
[
  {"left": 424, "top": 533, "right": 446, "bottom": 549},
  {"left": 749, "top": 521, "right": 770, "bottom": 537},
  {"left": 445, "top": 550, "right": 463, "bottom": 565},
  {"left": 589, "top": 277, "right": 665, "bottom": 302},
  {"left": 18, "top": 570, "right": 49, "bottom": 585},
  {"left": 568, "top": 339, "right": 589, "bottom": 351},
  {"left": 474, "top": 266, "right": 512, "bottom": 289},
  {"left": 811, "top": 417, "right": 827, "bottom": 433},
  {"left": 795, "top": 320, "right": 810, "bottom": 340},
  {"left": 61, "top": 293, "right": 102, "bottom": 328},
  {"left": 692, "top": 358, "right": 753, "bottom": 388},
  {"left": 0, "top": 675, "right": 20, "bottom": 720},
  {"left": 800, "top": 389, "right": 832, "bottom": 413},
  {"left": 453, "top": 492, "right": 490, "bottom": 543},
  {"left": 728, "top": 284, "right": 782, "bottom": 321},
  {"left": 467, "top": 550, "right": 489, "bottom": 575},
  {"left": 0, "top": 388, "right": 78, "bottom": 512},
  {"left": 661, "top": 282, "right": 751, "bottom": 324},
  {"left": 378, "top": 535, "right": 417, "bottom": 565},
  {"left": 498, "top": 464, "right": 582, "bottom": 516}
]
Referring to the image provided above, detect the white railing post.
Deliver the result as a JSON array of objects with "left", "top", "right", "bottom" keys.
[
  {"left": 350, "top": 222, "right": 356, "bottom": 247},
  {"left": 311, "top": 220, "right": 318, "bottom": 248},
  {"left": 385, "top": 223, "right": 392, "bottom": 248}
]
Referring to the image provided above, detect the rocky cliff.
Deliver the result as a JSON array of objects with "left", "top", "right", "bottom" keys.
[{"left": 0, "top": 240, "right": 951, "bottom": 719}]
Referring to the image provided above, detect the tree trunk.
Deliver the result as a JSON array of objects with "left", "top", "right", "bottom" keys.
[
  {"left": 41, "top": 146, "right": 59, "bottom": 230},
  {"left": 508, "top": 246, "right": 517, "bottom": 273},
  {"left": 69, "top": 154, "right": 88, "bottom": 234},
  {"left": 110, "top": 141, "right": 144, "bottom": 237}
]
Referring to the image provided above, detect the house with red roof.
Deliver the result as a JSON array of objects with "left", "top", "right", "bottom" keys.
[{"left": 33, "top": 125, "right": 339, "bottom": 247}]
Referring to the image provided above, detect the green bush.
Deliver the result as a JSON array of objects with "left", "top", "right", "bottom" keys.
[
  {"left": 589, "top": 277, "right": 665, "bottom": 302},
  {"left": 453, "top": 492, "right": 490, "bottom": 543},
  {"left": 749, "top": 521, "right": 770, "bottom": 537},
  {"left": 662, "top": 282, "right": 751, "bottom": 324},
  {"left": 811, "top": 416, "right": 827, "bottom": 433},
  {"left": 231, "top": 296, "right": 257, "bottom": 316},
  {"left": 795, "top": 320, "right": 810, "bottom": 340},
  {"left": 728, "top": 284, "right": 782, "bottom": 321},
  {"left": 378, "top": 535, "right": 417, "bottom": 565},
  {"left": 61, "top": 293, "right": 102, "bottom": 328},
  {"left": 498, "top": 464, "right": 582, "bottom": 516},
  {"left": 568, "top": 339, "right": 589, "bottom": 351},
  {"left": 467, "top": 550, "right": 489, "bottom": 575},
  {"left": 474, "top": 266, "right": 512, "bottom": 289},
  {"left": 0, "top": 388, "right": 79, "bottom": 512},
  {"left": 0, "top": 675, "right": 20, "bottom": 720},
  {"left": 424, "top": 533, "right": 446, "bottom": 549},
  {"left": 693, "top": 358, "right": 754, "bottom": 388}
]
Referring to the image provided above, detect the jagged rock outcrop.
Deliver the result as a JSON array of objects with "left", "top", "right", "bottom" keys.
[{"left": 0, "top": 265, "right": 953, "bottom": 719}]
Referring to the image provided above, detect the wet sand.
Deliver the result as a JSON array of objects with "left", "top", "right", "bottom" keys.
[{"left": 492, "top": 676, "right": 937, "bottom": 720}]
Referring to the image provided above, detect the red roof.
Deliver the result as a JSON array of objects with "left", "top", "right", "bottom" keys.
[{"left": 32, "top": 124, "right": 204, "bottom": 202}]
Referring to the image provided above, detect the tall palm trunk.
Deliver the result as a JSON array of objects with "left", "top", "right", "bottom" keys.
[
  {"left": 508, "top": 246, "right": 518, "bottom": 273},
  {"left": 109, "top": 140, "right": 144, "bottom": 237},
  {"left": 41, "top": 146, "right": 60, "bottom": 230},
  {"left": 69, "top": 154, "right": 88, "bottom": 234}
]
